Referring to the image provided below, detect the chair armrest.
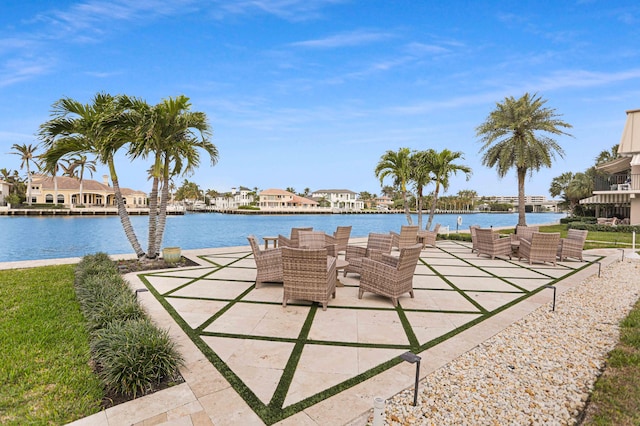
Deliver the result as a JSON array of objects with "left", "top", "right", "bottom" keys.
[
  {"left": 326, "top": 256, "right": 337, "bottom": 274},
  {"left": 495, "top": 238, "right": 512, "bottom": 250},
  {"left": 325, "top": 244, "right": 338, "bottom": 258},
  {"left": 520, "top": 238, "right": 532, "bottom": 250},
  {"left": 278, "top": 235, "right": 293, "bottom": 247},
  {"left": 560, "top": 238, "right": 583, "bottom": 251},
  {"left": 377, "top": 252, "right": 399, "bottom": 268}
]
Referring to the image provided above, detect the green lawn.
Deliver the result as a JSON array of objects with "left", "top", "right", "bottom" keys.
[{"left": 0, "top": 265, "right": 103, "bottom": 425}]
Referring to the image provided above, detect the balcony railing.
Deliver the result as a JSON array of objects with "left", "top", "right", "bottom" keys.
[{"left": 594, "top": 173, "right": 640, "bottom": 192}]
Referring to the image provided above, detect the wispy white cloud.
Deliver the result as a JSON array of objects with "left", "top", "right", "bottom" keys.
[
  {"left": 212, "top": 0, "right": 345, "bottom": 21},
  {"left": 290, "top": 30, "right": 394, "bottom": 48},
  {"left": 0, "top": 58, "right": 52, "bottom": 88}
]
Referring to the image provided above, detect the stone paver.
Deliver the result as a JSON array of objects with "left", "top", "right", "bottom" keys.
[{"left": 39, "top": 239, "right": 612, "bottom": 426}]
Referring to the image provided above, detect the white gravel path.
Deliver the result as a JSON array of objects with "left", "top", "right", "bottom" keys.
[{"left": 375, "top": 257, "right": 640, "bottom": 425}]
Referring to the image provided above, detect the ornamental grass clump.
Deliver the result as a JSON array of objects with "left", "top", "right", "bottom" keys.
[
  {"left": 91, "top": 318, "right": 183, "bottom": 398},
  {"left": 75, "top": 253, "right": 183, "bottom": 400}
]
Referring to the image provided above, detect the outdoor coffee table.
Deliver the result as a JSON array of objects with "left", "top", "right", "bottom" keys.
[
  {"left": 263, "top": 236, "right": 278, "bottom": 249},
  {"left": 335, "top": 259, "right": 349, "bottom": 287}
]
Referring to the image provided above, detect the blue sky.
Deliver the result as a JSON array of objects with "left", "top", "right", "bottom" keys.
[{"left": 2, "top": 0, "right": 640, "bottom": 198}]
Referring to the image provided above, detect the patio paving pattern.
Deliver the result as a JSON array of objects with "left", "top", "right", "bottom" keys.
[{"left": 105, "top": 239, "right": 603, "bottom": 425}]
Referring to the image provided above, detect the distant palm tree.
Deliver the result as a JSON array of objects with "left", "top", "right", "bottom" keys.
[
  {"left": 476, "top": 93, "right": 572, "bottom": 226},
  {"left": 375, "top": 147, "right": 412, "bottom": 224},
  {"left": 409, "top": 150, "right": 433, "bottom": 229},
  {"left": 595, "top": 144, "right": 619, "bottom": 165},
  {"left": 424, "top": 149, "right": 471, "bottom": 230},
  {"left": 67, "top": 154, "right": 97, "bottom": 205},
  {"left": 9, "top": 143, "right": 40, "bottom": 205}
]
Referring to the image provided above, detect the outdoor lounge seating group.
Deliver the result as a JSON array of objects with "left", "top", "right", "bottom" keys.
[
  {"left": 249, "top": 223, "right": 588, "bottom": 311},
  {"left": 470, "top": 225, "right": 588, "bottom": 266}
]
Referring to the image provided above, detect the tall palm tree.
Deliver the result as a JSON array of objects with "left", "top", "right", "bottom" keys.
[
  {"left": 409, "top": 150, "right": 433, "bottom": 229},
  {"left": 38, "top": 93, "right": 145, "bottom": 258},
  {"left": 476, "top": 93, "right": 572, "bottom": 226},
  {"left": 127, "top": 95, "right": 217, "bottom": 258},
  {"left": 9, "top": 143, "right": 40, "bottom": 205},
  {"left": 375, "top": 147, "right": 413, "bottom": 224},
  {"left": 67, "top": 154, "right": 97, "bottom": 205},
  {"left": 595, "top": 144, "right": 619, "bottom": 165},
  {"left": 424, "top": 149, "right": 471, "bottom": 230}
]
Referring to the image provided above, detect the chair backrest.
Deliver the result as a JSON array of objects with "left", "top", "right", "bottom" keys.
[
  {"left": 247, "top": 235, "right": 261, "bottom": 255},
  {"left": 281, "top": 246, "right": 329, "bottom": 281},
  {"left": 333, "top": 226, "right": 352, "bottom": 251},
  {"left": 566, "top": 229, "right": 588, "bottom": 244},
  {"left": 530, "top": 232, "right": 560, "bottom": 248},
  {"left": 516, "top": 225, "right": 539, "bottom": 241},
  {"left": 432, "top": 223, "right": 441, "bottom": 234},
  {"left": 475, "top": 228, "right": 497, "bottom": 245},
  {"left": 395, "top": 225, "right": 419, "bottom": 248},
  {"left": 299, "top": 231, "right": 330, "bottom": 250},
  {"left": 396, "top": 244, "right": 423, "bottom": 275},
  {"left": 289, "top": 227, "right": 313, "bottom": 247},
  {"left": 367, "top": 233, "right": 393, "bottom": 253}
]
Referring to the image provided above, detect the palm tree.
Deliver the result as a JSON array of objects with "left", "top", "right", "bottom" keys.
[
  {"left": 67, "top": 154, "right": 97, "bottom": 205},
  {"left": 457, "top": 189, "right": 477, "bottom": 211},
  {"left": 409, "top": 150, "right": 433, "bottom": 229},
  {"left": 423, "top": 149, "right": 471, "bottom": 230},
  {"left": 127, "top": 95, "right": 217, "bottom": 259},
  {"left": 595, "top": 144, "right": 619, "bottom": 165},
  {"left": 9, "top": 143, "right": 40, "bottom": 205},
  {"left": 549, "top": 171, "right": 592, "bottom": 214},
  {"left": 39, "top": 93, "right": 145, "bottom": 258},
  {"left": 476, "top": 93, "right": 572, "bottom": 226},
  {"left": 375, "top": 147, "right": 413, "bottom": 224}
]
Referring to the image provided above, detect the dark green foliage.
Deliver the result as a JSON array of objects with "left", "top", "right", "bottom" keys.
[
  {"left": 91, "top": 318, "right": 183, "bottom": 398},
  {"left": 568, "top": 222, "right": 640, "bottom": 233},
  {"left": 74, "top": 253, "right": 183, "bottom": 399}
]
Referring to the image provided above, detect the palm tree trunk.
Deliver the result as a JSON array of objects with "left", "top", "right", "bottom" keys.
[
  {"left": 26, "top": 165, "right": 32, "bottom": 205},
  {"left": 146, "top": 176, "right": 160, "bottom": 259},
  {"left": 109, "top": 159, "right": 145, "bottom": 258},
  {"left": 426, "top": 183, "right": 440, "bottom": 230},
  {"left": 402, "top": 190, "right": 413, "bottom": 225},
  {"left": 416, "top": 186, "right": 423, "bottom": 229},
  {"left": 154, "top": 163, "right": 170, "bottom": 255},
  {"left": 517, "top": 167, "right": 527, "bottom": 226}
]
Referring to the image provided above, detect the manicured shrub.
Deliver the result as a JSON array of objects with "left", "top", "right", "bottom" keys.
[
  {"left": 75, "top": 252, "right": 119, "bottom": 284},
  {"left": 91, "top": 318, "right": 184, "bottom": 398}
]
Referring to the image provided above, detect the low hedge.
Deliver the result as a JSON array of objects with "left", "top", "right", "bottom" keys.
[
  {"left": 561, "top": 216, "right": 597, "bottom": 224},
  {"left": 75, "top": 253, "right": 183, "bottom": 398},
  {"left": 568, "top": 222, "right": 640, "bottom": 233}
]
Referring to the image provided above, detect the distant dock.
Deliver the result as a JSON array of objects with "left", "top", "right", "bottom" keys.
[{"left": 0, "top": 207, "right": 185, "bottom": 216}]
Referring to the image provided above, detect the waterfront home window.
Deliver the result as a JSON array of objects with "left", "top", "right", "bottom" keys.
[
  {"left": 46, "top": 194, "right": 53, "bottom": 203},
  {"left": 57, "top": 195, "right": 64, "bottom": 204}
]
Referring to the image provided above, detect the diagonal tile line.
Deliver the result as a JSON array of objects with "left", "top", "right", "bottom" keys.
[
  {"left": 195, "top": 284, "right": 256, "bottom": 333},
  {"left": 268, "top": 304, "right": 318, "bottom": 409},
  {"left": 395, "top": 304, "right": 420, "bottom": 351}
]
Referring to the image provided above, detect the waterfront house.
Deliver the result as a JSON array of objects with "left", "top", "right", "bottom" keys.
[
  {"left": 0, "top": 179, "right": 10, "bottom": 206},
  {"left": 258, "top": 189, "right": 319, "bottom": 211},
  {"left": 311, "top": 189, "right": 363, "bottom": 211},
  {"left": 580, "top": 109, "right": 640, "bottom": 224},
  {"left": 212, "top": 186, "right": 255, "bottom": 209},
  {"left": 30, "top": 174, "right": 147, "bottom": 208}
]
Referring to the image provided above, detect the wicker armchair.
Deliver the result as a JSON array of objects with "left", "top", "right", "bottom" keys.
[
  {"left": 281, "top": 247, "right": 336, "bottom": 311},
  {"left": 475, "top": 228, "right": 512, "bottom": 260},
  {"left": 390, "top": 225, "right": 419, "bottom": 250},
  {"left": 518, "top": 232, "right": 561, "bottom": 266},
  {"left": 298, "top": 230, "right": 338, "bottom": 257},
  {"left": 557, "top": 229, "right": 588, "bottom": 261},
  {"left": 417, "top": 224, "right": 440, "bottom": 248},
  {"left": 247, "top": 235, "right": 283, "bottom": 288},
  {"left": 344, "top": 232, "right": 393, "bottom": 277},
  {"left": 359, "top": 244, "right": 423, "bottom": 307},
  {"left": 332, "top": 226, "right": 352, "bottom": 254},
  {"left": 469, "top": 225, "right": 480, "bottom": 253},
  {"left": 278, "top": 227, "right": 313, "bottom": 248}
]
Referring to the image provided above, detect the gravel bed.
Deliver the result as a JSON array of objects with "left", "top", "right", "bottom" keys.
[{"left": 375, "top": 258, "right": 640, "bottom": 425}]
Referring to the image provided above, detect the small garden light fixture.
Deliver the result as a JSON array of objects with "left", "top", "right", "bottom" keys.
[{"left": 399, "top": 351, "right": 421, "bottom": 406}]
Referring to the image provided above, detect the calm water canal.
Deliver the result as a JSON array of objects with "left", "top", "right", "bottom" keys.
[{"left": 1, "top": 212, "right": 566, "bottom": 262}]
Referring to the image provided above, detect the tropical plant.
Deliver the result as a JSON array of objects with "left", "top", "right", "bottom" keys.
[
  {"left": 550, "top": 171, "right": 593, "bottom": 215},
  {"left": 423, "top": 149, "right": 471, "bottom": 230},
  {"left": 67, "top": 154, "right": 97, "bottom": 206},
  {"left": 595, "top": 144, "right": 619, "bottom": 165},
  {"left": 9, "top": 143, "right": 40, "bottom": 205},
  {"left": 39, "top": 93, "right": 145, "bottom": 257},
  {"left": 126, "top": 95, "right": 217, "bottom": 258},
  {"left": 476, "top": 93, "right": 572, "bottom": 226},
  {"left": 409, "top": 150, "right": 433, "bottom": 229},
  {"left": 375, "top": 147, "right": 413, "bottom": 224}
]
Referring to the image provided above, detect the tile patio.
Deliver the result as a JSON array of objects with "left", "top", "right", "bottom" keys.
[{"left": 65, "top": 239, "right": 618, "bottom": 426}]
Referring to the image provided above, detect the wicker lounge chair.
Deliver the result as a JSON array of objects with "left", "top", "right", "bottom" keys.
[
  {"left": 247, "top": 235, "right": 283, "bottom": 288},
  {"left": 518, "top": 232, "right": 561, "bottom": 266},
  {"left": 278, "top": 227, "right": 313, "bottom": 248},
  {"left": 390, "top": 225, "right": 419, "bottom": 250},
  {"left": 358, "top": 243, "right": 423, "bottom": 307},
  {"left": 475, "top": 228, "right": 512, "bottom": 260},
  {"left": 344, "top": 232, "right": 393, "bottom": 277},
  {"left": 557, "top": 229, "right": 588, "bottom": 261},
  {"left": 332, "top": 226, "right": 352, "bottom": 254},
  {"left": 469, "top": 224, "right": 480, "bottom": 253},
  {"left": 298, "top": 230, "right": 338, "bottom": 257},
  {"left": 281, "top": 246, "right": 336, "bottom": 311},
  {"left": 417, "top": 223, "right": 440, "bottom": 248},
  {"left": 510, "top": 225, "right": 539, "bottom": 245}
]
